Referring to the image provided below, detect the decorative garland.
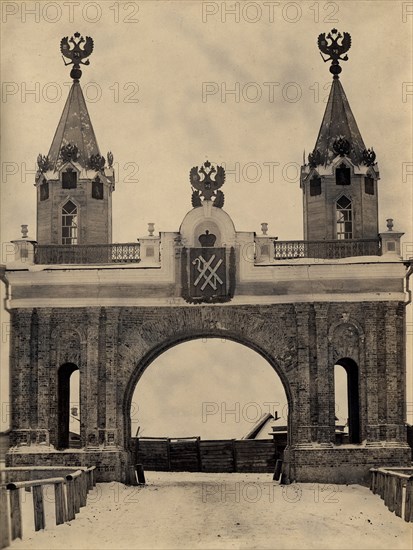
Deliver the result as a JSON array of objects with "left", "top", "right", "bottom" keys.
[
  {"left": 181, "top": 247, "right": 190, "bottom": 302},
  {"left": 228, "top": 246, "right": 236, "bottom": 298}
]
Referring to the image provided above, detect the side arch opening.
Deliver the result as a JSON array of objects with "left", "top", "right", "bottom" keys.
[
  {"left": 57, "top": 363, "right": 80, "bottom": 450},
  {"left": 334, "top": 358, "right": 360, "bottom": 444}
]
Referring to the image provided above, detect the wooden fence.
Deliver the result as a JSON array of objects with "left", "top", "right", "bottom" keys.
[
  {"left": 133, "top": 437, "right": 279, "bottom": 473},
  {"left": 370, "top": 467, "right": 413, "bottom": 522},
  {"left": 0, "top": 466, "right": 96, "bottom": 549}
]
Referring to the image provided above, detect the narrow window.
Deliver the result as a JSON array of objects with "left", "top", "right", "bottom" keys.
[
  {"left": 40, "top": 181, "right": 49, "bottom": 201},
  {"left": 92, "top": 177, "right": 104, "bottom": 200},
  {"left": 334, "top": 359, "right": 360, "bottom": 444},
  {"left": 310, "top": 176, "right": 322, "bottom": 196},
  {"left": 62, "top": 169, "right": 77, "bottom": 189},
  {"left": 57, "top": 363, "right": 80, "bottom": 450},
  {"left": 62, "top": 200, "right": 78, "bottom": 244},
  {"left": 364, "top": 176, "right": 375, "bottom": 195},
  {"left": 336, "top": 196, "right": 352, "bottom": 240},
  {"left": 336, "top": 163, "right": 351, "bottom": 185}
]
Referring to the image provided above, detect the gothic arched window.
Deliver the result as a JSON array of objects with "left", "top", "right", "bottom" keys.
[
  {"left": 62, "top": 200, "right": 78, "bottom": 244},
  {"left": 336, "top": 196, "right": 352, "bottom": 240}
]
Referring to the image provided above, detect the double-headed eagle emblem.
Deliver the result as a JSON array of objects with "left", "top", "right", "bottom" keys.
[
  {"left": 190, "top": 161, "right": 225, "bottom": 208},
  {"left": 61, "top": 32, "right": 94, "bottom": 80},
  {"left": 318, "top": 29, "right": 351, "bottom": 78}
]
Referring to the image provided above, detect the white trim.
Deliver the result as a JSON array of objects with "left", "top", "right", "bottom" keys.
[
  {"left": 331, "top": 156, "right": 355, "bottom": 173},
  {"left": 59, "top": 161, "right": 81, "bottom": 179},
  {"left": 179, "top": 203, "right": 237, "bottom": 247},
  {"left": 6, "top": 292, "right": 406, "bottom": 309}
]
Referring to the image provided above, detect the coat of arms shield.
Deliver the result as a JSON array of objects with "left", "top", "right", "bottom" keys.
[{"left": 181, "top": 247, "right": 235, "bottom": 304}]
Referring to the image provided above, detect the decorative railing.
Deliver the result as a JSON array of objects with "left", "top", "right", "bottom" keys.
[
  {"left": 35, "top": 243, "right": 141, "bottom": 265},
  {"left": 33, "top": 239, "right": 380, "bottom": 264},
  {"left": 273, "top": 239, "right": 381, "bottom": 260}
]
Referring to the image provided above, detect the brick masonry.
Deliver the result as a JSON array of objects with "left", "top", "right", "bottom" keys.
[{"left": 6, "top": 301, "right": 411, "bottom": 483}]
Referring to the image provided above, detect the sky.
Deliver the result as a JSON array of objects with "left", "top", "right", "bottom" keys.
[
  {"left": 1, "top": 0, "right": 412, "bottom": 433},
  {"left": 131, "top": 339, "right": 352, "bottom": 439},
  {"left": 132, "top": 339, "right": 290, "bottom": 439}
]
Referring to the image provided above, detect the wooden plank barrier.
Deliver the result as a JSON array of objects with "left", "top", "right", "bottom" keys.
[
  {"left": 6, "top": 477, "right": 66, "bottom": 539},
  {"left": 369, "top": 468, "right": 413, "bottom": 523},
  {"left": 135, "top": 464, "right": 146, "bottom": 485},
  {"left": 2, "top": 466, "right": 96, "bottom": 485},
  {"left": 135, "top": 437, "right": 277, "bottom": 473},
  {"left": 80, "top": 473, "right": 87, "bottom": 507},
  {"left": 169, "top": 438, "right": 200, "bottom": 472},
  {"left": 377, "top": 470, "right": 385, "bottom": 499},
  {"left": 0, "top": 486, "right": 10, "bottom": 550},
  {"left": 370, "top": 468, "right": 377, "bottom": 494},
  {"left": 86, "top": 466, "right": 95, "bottom": 491},
  {"left": 199, "top": 440, "right": 234, "bottom": 473},
  {"left": 32, "top": 485, "right": 45, "bottom": 531},
  {"left": 273, "top": 459, "right": 283, "bottom": 482},
  {"left": 74, "top": 478, "right": 80, "bottom": 513},
  {"left": 54, "top": 482, "right": 67, "bottom": 525},
  {"left": 127, "top": 465, "right": 138, "bottom": 486},
  {"left": 384, "top": 472, "right": 391, "bottom": 509},
  {"left": 65, "top": 476, "right": 76, "bottom": 521},
  {"left": 8, "top": 487, "right": 21, "bottom": 541},
  {"left": 65, "top": 470, "right": 83, "bottom": 516},
  {"left": 1, "top": 466, "right": 97, "bottom": 548},
  {"left": 405, "top": 475, "right": 413, "bottom": 523},
  {"left": 394, "top": 476, "right": 403, "bottom": 519}
]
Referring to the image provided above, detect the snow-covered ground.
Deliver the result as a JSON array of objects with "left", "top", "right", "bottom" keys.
[{"left": 9, "top": 472, "right": 412, "bottom": 550}]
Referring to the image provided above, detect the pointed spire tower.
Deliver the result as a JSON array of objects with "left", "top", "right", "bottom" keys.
[
  {"left": 35, "top": 33, "right": 115, "bottom": 245},
  {"left": 300, "top": 30, "right": 379, "bottom": 241}
]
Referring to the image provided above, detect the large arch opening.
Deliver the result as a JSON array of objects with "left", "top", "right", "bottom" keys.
[
  {"left": 334, "top": 358, "right": 360, "bottom": 444},
  {"left": 124, "top": 336, "right": 291, "bottom": 472},
  {"left": 57, "top": 363, "right": 80, "bottom": 450}
]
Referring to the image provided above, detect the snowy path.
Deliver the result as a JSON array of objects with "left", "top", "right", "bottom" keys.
[{"left": 9, "top": 472, "right": 412, "bottom": 550}]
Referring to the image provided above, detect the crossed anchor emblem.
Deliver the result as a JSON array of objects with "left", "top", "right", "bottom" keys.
[{"left": 192, "top": 254, "right": 223, "bottom": 291}]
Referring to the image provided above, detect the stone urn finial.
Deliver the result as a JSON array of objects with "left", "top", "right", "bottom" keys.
[
  {"left": 386, "top": 218, "right": 394, "bottom": 231},
  {"left": 261, "top": 222, "right": 268, "bottom": 236},
  {"left": 21, "top": 224, "right": 28, "bottom": 239},
  {"left": 148, "top": 223, "right": 155, "bottom": 237}
]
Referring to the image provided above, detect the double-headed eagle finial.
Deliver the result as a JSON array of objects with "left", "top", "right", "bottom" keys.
[
  {"left": 318, "top": 29, "right": 351, "bottom": 78},
  {"left": 60, "top": 32, "right": 94, "bottom": 81},
  {"left": 190, "top": 161, "right": 225, "bottom": 208}
]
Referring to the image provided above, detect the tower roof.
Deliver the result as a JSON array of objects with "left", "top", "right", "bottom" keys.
[
  {"left": 313, "top": 78, "right": 366, "bottom": 166},
  {"left": 47, "top": 81, "right": 101, "bottom": 171}
]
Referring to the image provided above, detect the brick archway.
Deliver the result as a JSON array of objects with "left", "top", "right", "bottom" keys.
[
  {"left": 122, "top": 330, "right": 294, "bottom": 452},
  {"left": 6, "top": 301, "right": 410, "bottom": 483}
]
